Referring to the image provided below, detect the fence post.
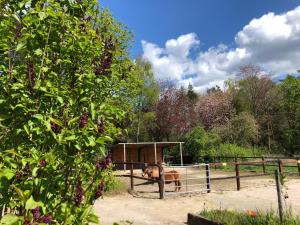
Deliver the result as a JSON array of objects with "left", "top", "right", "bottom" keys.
[
  {"left": 297, "top": 157, "right": 300, "bottom": 176},
  {"left": 185, "top": 167, "right": 188, "bottom": 192},
  {"left": 205, "top": 164, "right": 211, "bottom": 193},
  {"left": 277, "top": 159, "right": 283, "bottom": 174},
  {"left": 275, "top": 170, "right": 283, "bottom": 223},
  {"left": 158, "top": 165, "right": 165, "bottom": 199},
  {"left": 262, "top": 156, "right": 266, "bottom": 174},
  {"left": 130, "top": 161, "right": 134, "bottom": 191},
  {"left": 235, "top": 160, "right": 240, "bottom": 191}
]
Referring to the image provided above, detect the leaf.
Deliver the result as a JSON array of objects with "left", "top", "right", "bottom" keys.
[
  {"left": 86, "top": 212, "right": 99, "bottom": 224},
  {"left": 87, "top": 137, "right": 96, "bottom": 147},
  {"left": 0, "top": 214, "right": 23, "bottom": 225},
  {"left": 38, "top": 12, "right": 47, "bottom": 20},
  {"left": 49, "top": 117, "right": 63, "bottom": 127},
  {"left": 34, "top": 49, "right": 43, "bottom": 56},
  {"left": 32, "top": 167, "right": 39, "bottom": 177},
  {"left": 25, "top": 196, "right": 44, "bottom": 210},
  {"left": 68, "top": 117, "right": 79, "bottom": 126},
  {"left": 12, "top": 14, "right": 21, "bottom": 23},
  {"left": 33, "top": 114, "right": 44, "bottom": 120},
  {"left": 91, "top": 102, "right": 95, "bottom": 120},
  {"left": 23, "top": 125, "right": 29, "bottom": 135},
  {"left": 16, "top": 43, "right": 25, "bottom": 52},
  {"left": 79, "top": 205, "right": 92, "bottom": 221},
  {"left": 65, "top": 135, "right": 77, "bottom": 141},
  {"left": 79, "top": 97, "right": 88, "bottom": 102},
  {"left": 57, "top": 96, "right": 64, "bottom": 104},
  {"left": 13, "top": 186, "right": 26, "bottom": 204},
  {"left": 0, "top": 168, "right": 15, "bottom": 180},
  {"left": 0, "top": 114, "right": 10, "bottom": 122}
]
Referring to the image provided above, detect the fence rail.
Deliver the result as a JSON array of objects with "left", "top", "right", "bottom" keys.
[{"left": 113, "top": 158, "right": 300, "bottom": 199}]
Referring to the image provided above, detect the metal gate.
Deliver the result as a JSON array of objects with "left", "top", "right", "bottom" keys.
[{"left": 163, "top": 164, "right": 211, "bottom": 196}]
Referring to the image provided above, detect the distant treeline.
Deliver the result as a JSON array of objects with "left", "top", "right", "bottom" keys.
[{"left": 118, "top": 62, "right": 300, "bottom": 159}]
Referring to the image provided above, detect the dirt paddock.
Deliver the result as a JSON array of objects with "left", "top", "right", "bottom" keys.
[{"left": 93, "top": 170, "right": 300, "bottom": 225}]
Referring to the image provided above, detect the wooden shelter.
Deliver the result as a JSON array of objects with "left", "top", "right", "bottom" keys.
[{"left": 111, "top": 142, "right": 184, "bottom": 170}]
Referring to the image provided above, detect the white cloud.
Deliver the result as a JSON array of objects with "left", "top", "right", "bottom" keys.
[{"left": 142, "top": 6, "right": 300, "bottom": 92}]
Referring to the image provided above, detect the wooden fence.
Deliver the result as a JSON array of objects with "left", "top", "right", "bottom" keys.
[{"left": 113, "top": 158, "right": 300, "bottom": 199}]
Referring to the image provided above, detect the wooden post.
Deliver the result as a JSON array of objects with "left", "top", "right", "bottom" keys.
[
  {"left": 262, "top": 156, "right": 266, "bottom": 174},
  {"left": 275, "top": 170, "right": 283, "bottom": 223},
  {"left": 123, "top": 144, "right": 126, "bottom": 170},
  {"left": 205, "top": 164, "right": 211, "bottom": 193},
  {"left": 130, "top": 161, "right": 134, "bottom": 191},
  {"left": 180, "top": 142, "right": 183, "bottom": 166},
  {"left": 158, "top": 165, "right": 165, "bottom": 199},
  {"left": 277, "top": 159, "right": 283, "bottom": 174},
  {"left": 235, "top": 160, "right": 240, "bottom": 191},
  {"left": 185, "top": 167, "right": 188, "bottom": 192},
  {"left": 154, "top": 142, "right": 157, "bottom": 164},
  {"left": 297, "top": 158, "right": 300, "bottom": 176}
]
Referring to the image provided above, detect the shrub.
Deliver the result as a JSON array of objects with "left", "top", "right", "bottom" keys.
[
  {"left": 199, "top": 209, "right": 300, "bottom": 225},
  {"left": 213, "top": 112, "right": 259, "bottom": 146},
  {"left": 182, "top": 127, "right": 220, "bottom": 162},
  {"left": 202, "top": 143, "right": 265, "bottom": 162},
  {"left": 0, "top": 0, "right": 138, "bottom": 224}
]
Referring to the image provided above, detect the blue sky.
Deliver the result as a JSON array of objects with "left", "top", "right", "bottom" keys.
[{"left": 101, "top": 1, "right": 300, "bottom": 91}]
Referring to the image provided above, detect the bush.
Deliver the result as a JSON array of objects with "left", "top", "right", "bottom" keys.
[
  {"left": 213, "top": 112, "right": 259, "bottom": 146},
  {"left": 182, "top": 127, "right": 220, "bottom": 162},
  {"left": 201, "top": 143, "right": 266, "bottom": 162},
  {"left": 199, "top": 209, "right": 300, "bottom": 225},
  {"left": 0, "top": 1, "right": 138, "bottom": 224}
]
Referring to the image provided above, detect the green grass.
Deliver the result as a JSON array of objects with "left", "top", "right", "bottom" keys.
[
  {"left": 213, "top": 164, "right": 299, "bottom": 174},
  {"left": 199, "top": 209, "right": 300, "bottom": 225}
]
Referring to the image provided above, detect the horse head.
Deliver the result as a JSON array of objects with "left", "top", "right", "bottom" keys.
[{"left": 142, "top": 166, "right": 153, "bottom": 178}]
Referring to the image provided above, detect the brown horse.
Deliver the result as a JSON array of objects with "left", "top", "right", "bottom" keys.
[{"left": 142, "top": 166, "right": 182, "bottom": 192}]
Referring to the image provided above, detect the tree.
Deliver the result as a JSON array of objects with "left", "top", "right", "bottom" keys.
[
  {"left": 0, "top": 1, "right": 138, "bottom": 224},
  {"left": 277, "top": 75, "right": 300, "bottom": 155},
  {"left": 156, "top": 85, "right": 197, "bottom": 141},
  {"left": 196, "top": 91, "right": 234, "bottom": 129},
  {"left": 230, "top": 66, "right": 277, "bottom": 149},
  {"left": 128, "top": 58, "right": 159, "bottom": 142},
  {"left": 213, "top": 112, "right": 259, "bottom": 146},
  {"left": 187, "top": 83, "right": 198, "bottom": 103},
  {"left": 182, "top": 127, "right": 220, "bottom": 162}
]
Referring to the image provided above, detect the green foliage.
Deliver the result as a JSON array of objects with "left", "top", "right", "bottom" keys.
[
  {"left": 207, "top": 143, "right": 265, "bottom": 162},
  {"left": 182, "top": 127, "right": 220, "bottom": 162},
  {"left": 199, "top": 209, "right": 300, "bottom": 225},
  {"left": 0, "top": 0, "right": 138, "bottom": 224},
  {"left": 214, "top": 112, "right": 259, "bottom": 146},
  {"left": 277, "top": 75, "right": 300, "bottom": 155},
  {"left": 127, "top": 59, "right": 159, "bottom": 142}
]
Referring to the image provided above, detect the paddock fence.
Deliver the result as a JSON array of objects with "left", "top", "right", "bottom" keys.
[{"left": 112, "top": 158, "right": 300, "bottom": 199}]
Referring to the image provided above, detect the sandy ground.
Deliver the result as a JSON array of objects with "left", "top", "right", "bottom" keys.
[{"left": 93, "top": 170, "right": 300, "bottom": 225}]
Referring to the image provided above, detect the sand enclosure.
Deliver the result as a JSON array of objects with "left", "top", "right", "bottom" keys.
[{"left": 93, "top": 170, "right": 300, "bottom": 225}]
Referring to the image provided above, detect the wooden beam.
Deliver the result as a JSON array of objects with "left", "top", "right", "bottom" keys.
[
  {"left": 123, "top": 144, "right": 126, "bottom": 170},
  {"left": 180, "top": 142, "right": 183, "bottom": 166}
]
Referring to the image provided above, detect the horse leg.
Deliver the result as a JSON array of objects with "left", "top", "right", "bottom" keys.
[{"left": 177, "top": 179, "right": 181, "bottom": 192}]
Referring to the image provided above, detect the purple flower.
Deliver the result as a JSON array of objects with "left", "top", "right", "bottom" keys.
[
  {"left": 79, "top": 112, "right": 88, "bottom": 128},
  {"left": 97, "top": 118, "right": 105, "bottom": 134},
  {"left": 40, "top": 215, "right": 52, "bottom": 224},
  {"left": 39, "top": 159, "right": 46, "bottom": 168},
  {"left": 101, "top": 155, "right": 111, "bottom": 169},
  {"left": 95, "top": 161, "right": 101, "bottom": 170},
  {"left": 15, "top": 172, "right": 22, "bottom": 181},
  {"left": 74, "top": 179, "right": 84, "bottom": 206},
  {"left": 24, "top": 220, "right": 31, "bottom": 225},
  {"left": 50, "top": 121, "right": 60, "bottom": 133},
  {"left": 31, "top": 207, "right": 40, "bottom": 221}
]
